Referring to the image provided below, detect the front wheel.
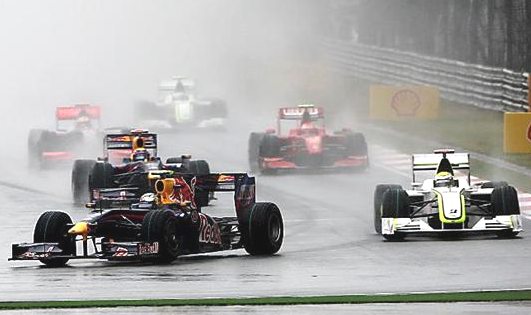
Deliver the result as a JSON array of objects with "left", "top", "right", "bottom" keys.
[
  {"left": 141, "top": 210, "right": 180, "bottom": 263},
  {"left": 240, "top": 202, "right": 284, "bottom": 255},
  {"left": 373, "top": 184, "right": 403, "bottom": 234},
  {"left": 33, "top": 211, "right": 75, "bottom": 267}
]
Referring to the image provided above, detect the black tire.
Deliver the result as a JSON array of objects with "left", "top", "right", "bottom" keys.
[
  {"left": 240, "top": 202, "right": 284, "bottom": 255},
  {"left": 259, "top": 135, "right": 281, "bottom": 158},
  {"left": 188, "top": 160, "right": 211, "bottom": 207},
  {"left": 33, "top": 211, "right": 75, "bottom": 267},
  {"left": 492, "top": 185, "right": 520, "bottom": 238},
  {"left": 71, "top": 159, "right": 96, "bottom": 205},
  {"left": 381, "top": 188, "right": 410, "bottom": 241},
  {"left": 141, "top": 210, "right": 179, "bottom": 263},
  {"left": 481, "top": 181, "right": 509, "bottom": 189},
  {"left": 28, "top": 129, "right": 44, "bottom": 168},
  {"left": 373, "top": 184, "right": 403, "bottom": 234},
  {"left": 89, "top": 162, "right": 115, "bottom": 199},
  {"left": 492, "top": 186, "right": 520, "bottom": 216},
  {"left": 346, "top": 132, "right": 368, "bottom": 156},
  {"left": 248, "top": 132, "right": 265, "bottom": 173}
]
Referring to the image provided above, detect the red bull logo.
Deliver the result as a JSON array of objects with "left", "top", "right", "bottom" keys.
[
  {"left": 198, "top": 214, "right": 221, "bottom": 245},
  {"left": 391, "top": 89, "right": 421, "bottom": 116}
]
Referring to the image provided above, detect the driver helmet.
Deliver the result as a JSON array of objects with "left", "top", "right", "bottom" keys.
[
  {"left": 75, "top": 114, "right": 92, "bottom": 130},
  {"left": 131, "top": 149, "right": 150, "bottom": 162},
  {"left": 434, "top": 171, "right": 454, "bottom": 188}
]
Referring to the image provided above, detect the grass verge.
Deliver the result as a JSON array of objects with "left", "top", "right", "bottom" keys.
[{"left": 1, "top": 290, "right": 531, "bottom": 310}]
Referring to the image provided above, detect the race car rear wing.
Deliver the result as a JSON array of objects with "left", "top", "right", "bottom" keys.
[
  {"left": 103, "top": 132, "right": 158, "bottom": 153},
  {"left": 277, "top": 105, "right": 324, "bottom": 121},
  {"left": 192, "top": 173, "right": 257, "bottom": 213},
  {"left": 55, "top": 105, "right": 101, "bottom": 130},
  {"left": 56, "top": 105, "right": 101, "bottom": 120},
  {"left": 412, "top": 151, "right": 470, "bottom": 183}
]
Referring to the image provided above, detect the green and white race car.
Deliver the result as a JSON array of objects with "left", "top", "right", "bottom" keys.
[{"left": 374, "top": 149, "right": 522, "bottom": 240}]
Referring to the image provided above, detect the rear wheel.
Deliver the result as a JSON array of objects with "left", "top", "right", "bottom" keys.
[
  {"left": 373, "top": 184, "right": 403, "bottom": 234},
  {"left": 27, "top": 129, "right": 44, "bottom": 168},
  {"left": 248, "top": 133, "right": 265, "bottom": 173},
  {"left": 259, "top": 135, "right": 280, "bottom": 158},
  {"left": 33, "top": 211, "right": 75, "bottom": 267},
  {"left": 491, "top": 185, "right": 520, "bottom": 238},
  {"left": 346, "top": 132, "right": 368, "bottom": 156},
  {"left": 141, "top": 210, "right": 179, "bottom": 263},
  {"left": 188, "top": 160, "right": 211, "bottom": 207},
  {"left": 89, "top": 162, "right": 115, "bottom": 199},
  {"left": 381, "top": 188, "right": 410, "bottom": 241},
  {"left": 240, "top": 202, "right": 283, "bottom": 255},
  {"left": 71, "top": 159, "right": 96, "bottom": 204}
]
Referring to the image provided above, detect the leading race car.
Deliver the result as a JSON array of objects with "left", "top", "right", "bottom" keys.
[
  {"left": 136, "top": 77, "right": 227, "bottom": 131},
  {"left": 373, "top": 149, "right": 523, "bottom": 240},
  {"left": 248, "top": 105, "right": 368, "bottom": 174},
  {"left": 71, "top": 129, "right": 211, "bottom": 206},
  {"left": 28, "top": 104, "right": 101, "bottom": 168},
  {"left": 10, "top": 173, "right": 283, "bottom": 267}
]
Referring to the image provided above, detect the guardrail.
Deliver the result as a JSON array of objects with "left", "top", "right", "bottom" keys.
[{"left": 323, "top": 39, "right": 529, "bottom": 112}]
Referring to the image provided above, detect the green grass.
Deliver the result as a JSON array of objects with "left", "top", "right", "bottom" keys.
[{"left": 1, "top": 290, "right": 531, "bottom": 310}]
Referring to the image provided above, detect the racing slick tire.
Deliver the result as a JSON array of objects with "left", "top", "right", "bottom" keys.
[
  {"left": 346, "top": 132, "right": 368, "bottom": 157},
  {"left": 71, "top": 159, "right": 96, "bottom": 205},
  {"left": 89, "top": 162, "right": 115, "bottom": 198},
  {"left": 27, "top": 129, "right": 45, "bottom": 168},
  {"left": 33, "top": 211, "right": 75, "bottom": 267},
  {"left": 373, "top": 184, "right": 403, "bottom": 234},
  {"left": 259, "top": 135, "right": 281, "bottom": 158},
  {"left": 381, "top": 188, "right": 410, "bottom": 241},
  {"left": 481, "top": 181, "right": 508, "bottom": 189},
  {"left": 240, "top": 202, "right": 283, "bottom": 255},
  {"left": 491, "top": 185, "right": 520, "bottom": 238},
  {"left": 141, "top": 210, "right": 179, "bottom": 263},
  {"left": 188, "top": 160, "right": 211, "bottom": 208},
  {"left": 248, "top": 132, "right": 265, "bottom": 173}
]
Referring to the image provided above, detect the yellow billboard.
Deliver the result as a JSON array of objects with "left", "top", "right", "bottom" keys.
[
  {"left": 504, "top": 112, "right": 531, "bottom": 153},
  {"left": 370, "top": 85, "right": 440, "bottom": 120}
]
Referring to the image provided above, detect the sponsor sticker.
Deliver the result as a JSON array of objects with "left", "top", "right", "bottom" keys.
[
  {"left": 113, "top": 247, "right": 129, "bottom": 257},
  {"left": 391, "top": 89, "right": 421, "bottom": 116},
  {"left": 138, "top": 242, "right": 159, "bottom": 255},
  {"left": 198, "top": 214, "right": 222, "bottom": 245}
]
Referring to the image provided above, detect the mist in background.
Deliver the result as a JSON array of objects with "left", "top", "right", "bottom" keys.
[{"left": 0, "top": 0, "right": 330, "bottom": 149}]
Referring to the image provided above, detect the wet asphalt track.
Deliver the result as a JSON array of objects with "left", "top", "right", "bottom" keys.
[{"left": 1, "top": 123, "right": 531, "bottom": 302}]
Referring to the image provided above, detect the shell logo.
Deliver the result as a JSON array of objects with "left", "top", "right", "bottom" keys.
[{"left": 390, "top": 89, "right": 421, "bottom": 116}]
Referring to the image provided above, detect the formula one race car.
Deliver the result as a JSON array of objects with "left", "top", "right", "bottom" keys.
[
  {"left": 373, "top": 149, "right": 522, "bottom": 240},
  {"left": 248, "top": 105, "right": 368, "bottom": 173},
  {"left": 71, "top": 129, "right": 211, "bottom": 206},
  {"left": 10, "top": 173, "right": 283, "bottom": 267},
  {"left": 28, "top": 104, "right": 101, "bottom": 168},
  {"left": 136, "top": 77, "right": 227, "bottom": 131}
]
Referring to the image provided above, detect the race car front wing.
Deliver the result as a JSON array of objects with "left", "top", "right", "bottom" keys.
[
  {"left": 382, "top": 215, "right": 522, "bottom": 235},
  {"left": 9, "top": 241, "right": 160, "bottom": 261}
]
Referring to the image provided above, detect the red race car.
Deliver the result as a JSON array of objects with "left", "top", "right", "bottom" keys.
[
  {"left": 28, "top": 104, "right": 101, "bottom": 168},
  {"left": 248, "top": 105, "right": 368, "bottom": 174}
]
